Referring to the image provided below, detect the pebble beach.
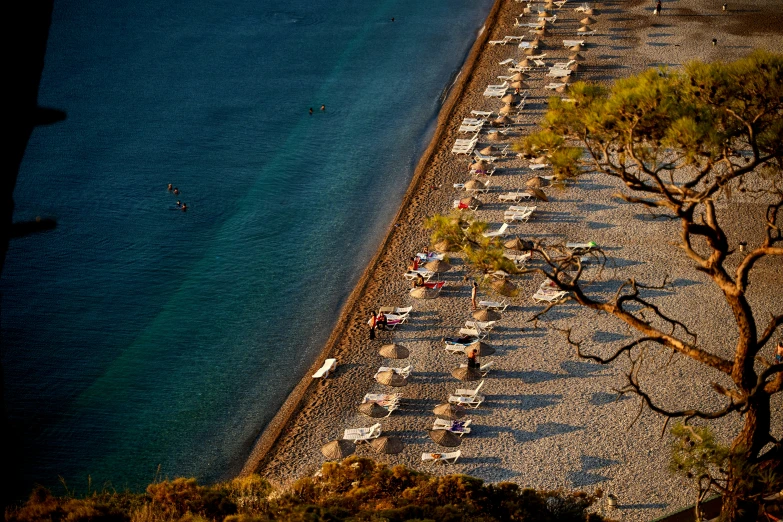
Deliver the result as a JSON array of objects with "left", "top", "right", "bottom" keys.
[{"left": 245, "top": 0, "right": 783, "bottom": 519}]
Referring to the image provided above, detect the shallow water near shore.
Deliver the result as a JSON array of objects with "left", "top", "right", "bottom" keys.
[{"left": 2, "top": 0, "right": 493, "bottom": 492}]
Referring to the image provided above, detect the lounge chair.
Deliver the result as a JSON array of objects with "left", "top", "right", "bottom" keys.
[
  {"left": 545, "top": 82, "right": 567, "bottom": 91},
  {"left": 343, "top": 422, "right": 382, "bottom": 442},
  {"left": 459, "top": 123, "right": 484, "bottom": 133},
  {"left": 566, "top": 241, "right": 597, "bottom": 253},
  {"left": 547, "top": 68, "right": 572, "bottom": 78},
  {"left": 454, "top": 199, "right": 480, "bottom": 211},
  {"left": 563, "top": 39, "right": 585, "bottom": 47},
  {"left": 416, "top": 252, "right": 444, "bottom": 263},
  {"left": 373, "top": 365, "right": 412, "bottom": 379},
  {"left": 503, "top": 210, "right": 534, "bottom": 223},
  {"left": 458, "top": 361, "right": 494, "bottom": 377},
  {"left": 363, "top": 393, "right": 401, "bottom": 406},
  {"left": 458, "top": 325, "right": 489, "bottom": 340},
  {"left": 448, "top": 394, "right": 485, "bottom": 408},
  {"left": 499, "top": 191, "right": 533, "bottom": 203},
  {"left": 478, "top": 299, "right": 509, "bottom": 312},
  {"left": 529, "top": 163, "right": 550, "bottom": 170},
  {"left": 312, "top": 358, "right": 337, "bottom": 378},
  {"left": 432, "top": 419, "right": 472, "bottom": 436},
  {"left": 421, "top": 450, "right": 461, "bottom": 464},
  {"left": 504, "top": 252, "right": 532, "bottom": 267},
  {"left": 464, "top": 320, "right": 497, "bottom": 331},
  {"left": 575, "top": 3, "right": 590, "bottom": 12},
  {"left": 384, "top": 313, "right": 409, "bottom": 330},
  {"left": 404, "top": 268, "right": 434, "bottom": 281},
  {"left": 455, "top": 380, "right": 485, "bottom": 398},
  {"left": 498, "top": 58, "right": 516, "bottom": 66},
  {"left": 482, "top": 223, "right": 510, "bottom": 238},
  {"left": 444, "top": 343, "right": 470, "bottom": 355},
  {"left": 462, "top": 117, "right": 486, "bottom": 126},
  {"left": 471, "top": 109, "right": 494, "bottom": 118},
  {"left": 552, "top": 59, "right": 576, "bottom": 70},
  {"left": 378, "top": 305, "right": 413, "bottom": 316},
  {"left": 422, "top": 280, "right": 445, "bottom": 290},
  {"left": 532, "top": 288, "right": 569, "bottom": 303}
]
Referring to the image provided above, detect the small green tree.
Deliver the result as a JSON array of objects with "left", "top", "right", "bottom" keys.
[{"left": 520, "top": 51, "right": 783, "bottom": 521}]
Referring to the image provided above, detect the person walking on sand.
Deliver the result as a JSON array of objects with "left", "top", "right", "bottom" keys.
[
  {"left": 470, "top": 280, "right": 478, "bottom": 310},
  {"left": 654, "top": 0, "right": 661, "bottom": 15}
]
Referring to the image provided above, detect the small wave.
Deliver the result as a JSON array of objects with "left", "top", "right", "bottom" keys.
[{"left": 266, "top": 11, "right": 323, "bottom": 27}]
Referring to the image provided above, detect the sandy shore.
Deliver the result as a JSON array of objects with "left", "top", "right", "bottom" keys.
[{"left": 245, "top": 0, "right": 783, "bottom": 520}]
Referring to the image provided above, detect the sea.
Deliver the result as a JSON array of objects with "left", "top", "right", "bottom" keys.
[{"left": 1, "top": 0, "right": 494, "bottom": 494}]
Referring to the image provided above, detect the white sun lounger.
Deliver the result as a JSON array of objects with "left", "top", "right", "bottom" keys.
[
  {"left": 575, "top": 4, "right": 591, "bottom": 13},
  {"left": 465, "top": 320, "right": 497, "bottom": 331},
  {"left": 404, "top": 268, "right": 434, "bottom": 281},
  {"left": 473, "top": 151, "right": 499, "bottom": 163},
  {"left": 545, "top": 82, "right": 567, "bottom": 91},
  {"left": 482, "top": 223, "right": 510, "bottom": 238},
  {"left": 471, "top": 110, "right": 494, "bottom": 118},
  {"left": 378, "top": 305, "right": 413, "bottom": 316},
  {"left": 455, "top": 380, "right": 485, "bottom": 398},
  {"left": 552, "top": 59, "right": 576, "bottom": 70},
  {"left": 454, "top": 199, "right": 480, "bottom": 211},
  {"left": 458, "top": 361, "right": 494, "bottom": 376},
  {"left": 343, "top": 422, "right": 382, "bottom": 442},
  {"left": 563, "top": 39, "right": 585, "bottom": 47},
  {"left": 432, "top": 419, "right": 473, "bottom": 436},
  {"left": 478, "top": 299, "right": 509, "bottom": 312},
  {"left": 566, "top": 241, "right": 597, "bottom": 251},
  {"left": 547, "top": 68, "right": 572, "bottom": 78},
  {"left": 459, "top": 123, "right": 484, "bottom": 133},
  {"left": 499, "top": 192, "right": 533, "bottom": 203},
  {"left": 503, "top": 208, "right": 535, "bottom": 223},
  {"left": 416, "top": 252, "right": 444, "bottom": 262},
  {"left": 373, "top": 365, "right": 412, "bottom": 379},
  {"left": 312, "top": 358, "right": 337, "bottom": 378},
  {"left": 458, "top": 325, "right": 489, "bottom": 340},
  {"left": 421, "top": 450, "right": 461, "bottom": 464},
  {"left": 448, "top": 394, "right": 485, "bottom": 408},
  {"left": 363, "top": 393, "right": 401, "bottom": 406},
  {"left": 532, "top": 289, "right": 569, "bottom": 303},
  {"left": 504, "top": 252, "right": 532, "bottom": 267},
  {"left": 529, "top": 163, "right": 550, "bottom": 170}
]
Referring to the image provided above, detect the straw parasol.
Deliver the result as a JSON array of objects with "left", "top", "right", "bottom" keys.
[
  {"left": 479, "top": 145, "right": 497, "bottom": 155},
  {"left": 569, "top": 63, "right": 580, "bottom": 72},
  {"left": 536, "top": 28, "right": 550, "bottom": 36},
  {"left": 471, "top": 159, "right": 489, "bottom": 171},
  {"left": 584, "top": 7, "right": 594, "bottom": 15},
  {"left": 434, "top": 239, "right": 454, "bottom": 253},
  {"left": 510, "top": 72, "right": 529, "bottom": 81},
  {"left": 465, "top": 179, "right": 488, "bottom": 190},
  {"left": 580, "top": 16, "right": 597, "bottom": 25},
  {"left": 538, "top": 9, "right": 550, "bottom": 17},
  {"left": 487, "top": 130, "right": 501, "bottom": 142},
  {"left": 460, "top": 196, "right": 482, "bottom": 209},
  {"left": 358, "top": 401, "right": 390, "bottom": 418},
  {"left": 451, "top": 366, "right": 483, "bottom": 382},
  {"left": 532, "top": 154, "right": 549, "bottom": 164},
  {"left": 428, "top": 429, "right": 462, "bottom": 447},
  {"left": 526, "top": 176, "right": 546, "bottom": 188},
  {"left": 321, "top": 439, "right": 355, "bottom": 459},
  {"left": 425, "top": 259, "right": 452, "bottom": 273},
  {"left": 510, "top": 81, "right": 529, "bottom": 90},
  {"left": 501, "top": 93, "right": 518, "bottom": 104},
  {"left": 473, "top": 308, "right": 501, "bottom": 321},
  {"left": 375, "top": 369, "right": 408, "bottom": 387},
  {"left": 504, "top": 237, "right": 526, "bottom": 250},
  {"left": 569, "top": 43, "right": 584, "bottom": 51},
  {"left": 518, "top": 58, "right": 532, "bottom": 68},
  {"left": 577, "top": 25, "right": 592, "bottom": 33},
  {"left": 544, "top": 0, "right": 555, "bottom": 9},
  {"left": 569, "top": 52, "right": 586, "bottom": 61},
  {"left": 433, "top": 402, "right": 466, "bottom": 420},
  {"left": 370, "top": 435, "right": 404, "bottom": 454},
  {"left": 499, "top": 104, "right": 514, "bottom": 116},
  {"left": 410, "top": 286, "right": 439, "bottom": 299},
  {"left": 563, "top": 74, "right": 575, "bottom": 84},
  {"left": 468, "top": 340, "right": 496, "bottom": 356},
  {"left": 494, "top": 114, "right": 511, "bottom": 126},
  {"left": 492, "top": 278, "right": 517, "bottom": 296},
  {"left": 379, "top": 343, "right": 409, "bottom": 359},
  {"left": 524, "top": 47, "right": 538, "bottom": 56},
  {"left": 526, "top": 187, "right": 549, "bottom": 201}
]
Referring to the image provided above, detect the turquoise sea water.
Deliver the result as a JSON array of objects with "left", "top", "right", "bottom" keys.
[{"left": 2, "top": 0, "right": 494, "bottom": 492}]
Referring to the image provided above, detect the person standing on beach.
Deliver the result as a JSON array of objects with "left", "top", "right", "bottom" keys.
[
  {"left": 369, "top": 312, "right": 377, "bottom": 340},
  {"left": 470, "top": 280, "right": 478, "bottom": 310},
  {"left": 655, "top": 0, "right": 661, "bottom": 15}
]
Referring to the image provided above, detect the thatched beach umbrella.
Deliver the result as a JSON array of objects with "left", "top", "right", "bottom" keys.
[
  {"left": 379, "top": 343, "right": 409, "bottom": 359},
  {"left": 487, "top": 130, "right": 501, "bottom": 142},
  {"left": 370, "top": 436, "right": 404, "bottom": 455},
  {"left": 358, "top": 402, "right": 390, "bottom": 418},
  {"left": 518, "top": 58, "right": 533, "bottom": 68},
  {"left": 569, "top": 43, "right": 584, "bottom": 51},
  {"left": 471, "top": 159, "right": 489, "bottom": 171},
  {"left": 425, "top": 259, "right": 452, "bottom": 273},
  {"left": 556, "top": 84, "right": 569, "bottom": 93},
  {"left": 526, "top": 176, "right": 546, "bottom": 187},
  {"left": 321, "top": 439, "right": 355, "bottom": 459},
  {"left": 536, "top": 27, "right": 550, "bottom": 36},
  {"left": 510, "top": 72, "right": 529, "bottom": 81},
  {"left": 538, "top": 9, "right": 550, "bottom": 17},
  {"left": 569, "top": 52, "right": 586, "bottom": 61},
  {"left": 577, "top": 25, "right": 592, "bottom": 33},
  {"left": 504, "top": 237, "right": 527, "bottom": 250},
  {"left": 473, "top": 309, "right": 501, "bottom": 321},
  {"left": 580, "top": 16, "right": 597, "bottom": 25},
  {"left": 584, "top": 7, "right": 595, "bottom": 15},
  {"left": 526, "top": 187, "right": 549, "bottom": 201},
  {"left": 544, "top": 0, "right": 555, "bottom": 9},
  {"left": 434, "top": 239, "right": 454, "bottom": 253},
  {"left": 428, "top": 429, "right": 462, "bottom": 447},
  {"left": 524, "top": 47, "right": 538, "bottom": 56},
  {"left": 501, "top": 93, "right": 518, "bottom": 104},
  {"left": 468, "top": 341, "right": 496, "bottom": 356},
  {"left": 410, "top": 286, "right": 439, "bottom": 299},
  {"left": 492, "top": 278, "right": 517, "bottom": 297},
  {"left": 465, "top": 179, "right": 488, "bottom": 191},
  {"left": 433, "top": 402, "right": 466, "bottom": 420},
  {"left": 451, "top": 366, "right": 483, "bottom": 382},
  {"left": 532, "top": 154, "right": 549, "bottom": 165},
  {"left": 494, "top": 114, "right": 511, "bottom": 126},
  {"left": 479, "top": 145, "right": 497, "bottom": 155},
  {"left": 563, "top": 74, "right": 575, "bottom": 84},
  {"left": 375, "top": 369, "right": 408, "bottom": 387},
  {"left": 499, "top": 104, "right": 514, "bottom": 116},
  {"left": 569, "top": 63, "right": 581, "bottom": 72}
]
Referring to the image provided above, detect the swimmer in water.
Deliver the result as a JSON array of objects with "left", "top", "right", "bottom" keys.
[
  {"left": 167, "top": 183, "right": 173, "bottom": 191},
  {"left": 309, "top": 107, "right": 313, "bottom": 115},
  {"left": 173, "top": 187, "right": 179, "bottom": 195},
  {"left": 320, "top": 104, "right": 326, "bottom": 111},
  {"left": 176, "top": 200, "right": 181, "bottom": 207},
  {"left": 181, "top": 203, "right": 187, "bottom": 211}
]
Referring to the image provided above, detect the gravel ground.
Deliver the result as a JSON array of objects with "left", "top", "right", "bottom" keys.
[{"left": 254, "top": 0, "right": 783, "bottom": 519}]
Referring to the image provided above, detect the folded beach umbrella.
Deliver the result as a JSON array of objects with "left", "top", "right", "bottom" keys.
[
  {"left": 473, "top": 309, "right": 501, "bottom": 322},
  {"left": 479, "top": 145, "right": 497, "bottom": 155},
  {"left": 375, "top": 369, "right": 408, "bottom": 387},
  {"left": 425, "top": 259, "right": 452, "bottom": 273},
  {"left": 526, "top": 187, "right": 549, "bottom": 201},
  {"left": 580, "top": 16, "right": 597, "bottom": 25},
  {"left": 494, "top": 115, "right": 512, "bottom": 126},
  {"left": 321, "top": 439, "right": 355, "bottom": 460},
  {"left": 510, "top": 72, "right": 529, "bottom": 81},
  {"left": 491, "top": 278, "right": 517, "bottom": 297},
  {"left": 451, "top": 366, "right": 483, "bottom": 382},
  {"left": 433, "top": 402, "right": 466, "bottom": 420},
  {"left": 526, "top": 176, "right": 546, "bottom": 187},
  {"left": 501, "top": 93, "right": 518, "bottom": 104},
  {"left": 428, "top": 429, "right": 462, "bottom": 447},
  {"left": 569, "top": 52, "right": 586, "bottom": 61},
  {"left": 410, "top": 286, "right": 439, "bottom": 299},
  {"left": 465, "top": 179, "right": 488, "bottom": 190},
  {"left": 379, "top": 343, "right": 409, "bottom": 359},
  {"left": 569, "top": 43, "right": 584, "bottom": 51},
  {"left": 370, "top": 435, "right": 404, "bottom": 455},
  {"left": 468, "top": 341, "right": 496, "bottom": 356},
  {"left": 358, "top": 401, "right": 390, "bottom": 418}
]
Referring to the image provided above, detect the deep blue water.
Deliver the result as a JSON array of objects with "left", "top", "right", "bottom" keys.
[{"left": 2, "top": 0, "right": 493, "bottom": 492}]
